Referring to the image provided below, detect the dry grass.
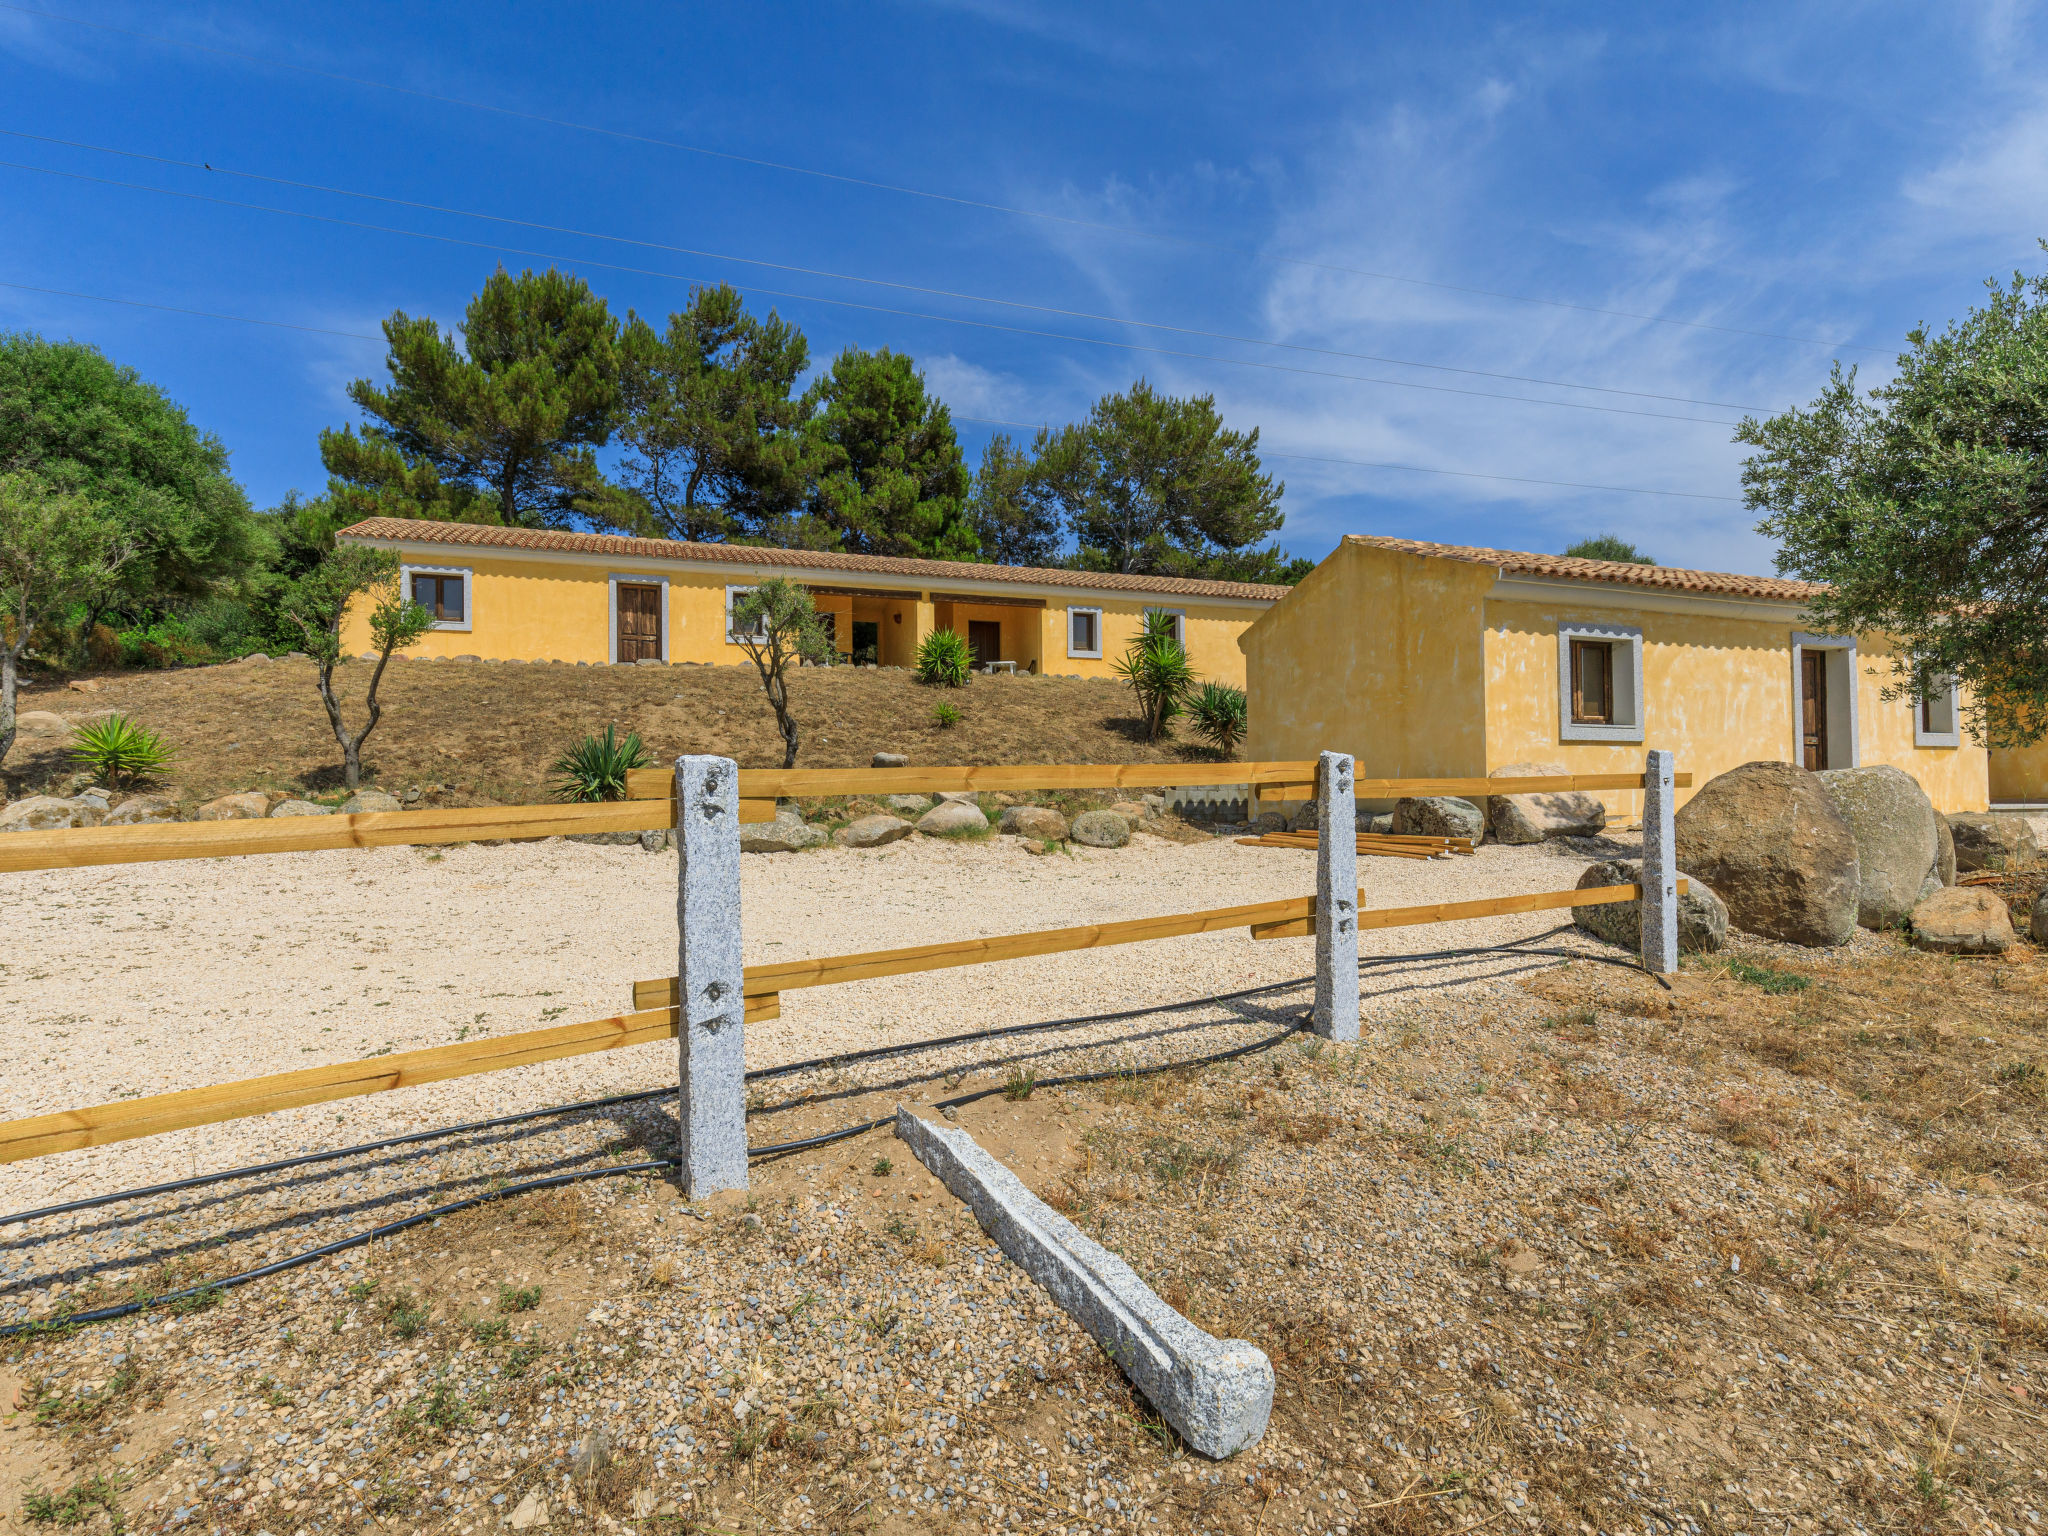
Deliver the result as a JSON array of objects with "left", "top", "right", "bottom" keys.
[{"left": 7, "top": 656, "right": 1217, "bottom": 806}]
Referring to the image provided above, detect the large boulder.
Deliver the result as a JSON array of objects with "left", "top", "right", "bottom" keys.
[
  {"left": 2033, "top": 889, "right": 2048, "bottom": 944},
  {"left": 1909, "top": 886, "right": 2015, "bottom": 955},
  {"left": 1392, "top": 796, "right": 1485, "bottom": 844},
  {"left": 1572, "top": 859, "right": 1729, "bottom": 953},
  {"left": 12, "top": 710, "right": 72, "bottom": 735},
  {"left": 341, "top": 789, "right": 405, "bottom": 815},
  {"left": 1488, "top": 763, "right": 1606, "bottom": 844},
  {"left": 196, "top": 792, "right": 270, "bottom": 821},
  {"left": 1672, "top": 761, "right": 1859, "bottom": 947},
  {"left": 102, "top": 795, "right": 179, "bottom": 825},
  {"left": 1946, "top": 813, "right": 2040, "bottom": 873},
  {"left": 835, "top": 814, "right": 913, "bottom": 849},
  {"left": 1934, "top": 815, "right": 1956, "bottom": 890},
  {"left": 1068, "top": 810, "right": 1131, "bottom": 848},
  {"left": 741, "top": 812, "right": 827, "bottom": 853},
  {"left": 916, "top": 800, "right": 989, "bottom": 837},
  {"left": 0, "top": 795, "right": 103, "bottom": 831},
  {"left": 998, "top": 804, "right": 1069, "bottom": 841},
  {"left": 1815, "top": 765, "right": 1943, "bottom": 930}
]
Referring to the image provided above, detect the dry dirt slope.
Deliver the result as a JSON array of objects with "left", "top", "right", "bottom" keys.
[{"left": 6, "top": 658, "right": 1217, "bottom": 809}]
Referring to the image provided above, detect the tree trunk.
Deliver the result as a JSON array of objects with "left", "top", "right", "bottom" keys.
[
  {"left": 343, "top": 738, "right": 362, "bottom": 792},
  {"left": 0, "top": 637, "right": 21, "bottom": 770}
]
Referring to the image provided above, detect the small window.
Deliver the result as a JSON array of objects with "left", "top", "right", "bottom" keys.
[
  {"left": 725, "top": 585, "right": 765, "bottom": 643},
  {"left": 1068, "top": 607, "right": 1102, "bottom": 659},
  {"left": 1556, "top": 622, "right": 1643, "bottom": 742},
  {"left": 1916, "top": 674, "right": 1960, "bottom": 747},
  {"left": 1570, "top": 639, "right": 1613, "bottom": 724},
  {"left": 403, "top": 567, "right": 470, "bottom": 629},
  {"left": 1143, "top": 607, "right": 1186, "bottom": 647}
]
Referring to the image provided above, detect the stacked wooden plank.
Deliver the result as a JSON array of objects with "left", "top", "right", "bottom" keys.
[{"left": 1234, "top": 830, "right": 1475, "bottom": 860}]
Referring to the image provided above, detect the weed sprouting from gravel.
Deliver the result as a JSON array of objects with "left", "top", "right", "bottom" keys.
[
  {"left": 1003, "top": 1068, "right": 1037, "bottom": 1101},
  {"left": 21, "top": 1472, "right": 125, "bottom": 1528},
  {"left": 496, "top": 1282, "right": 543, "bottom": 1313}
]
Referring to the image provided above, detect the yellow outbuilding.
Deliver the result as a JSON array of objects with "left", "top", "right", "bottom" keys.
[
  {"left": 334, "top": 517, "right": 1285, "bottom": 684},
  {"left": 1238, "top": 536, "right": 1991, "bottom": 817}
]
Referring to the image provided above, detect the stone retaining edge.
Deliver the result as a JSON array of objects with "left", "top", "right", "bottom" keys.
[{"left": 893, "top": 1105, "right": 1272, "bottom": 1459}]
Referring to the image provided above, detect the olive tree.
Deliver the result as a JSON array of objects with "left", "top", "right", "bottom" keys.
[
  {"left": 284, "top": 546, "right": 432, "bottom": 791},
  {"left": 1739, "top": 257, "right": 2048, "bottom": 745},
  {"left": 729, "top": 577, "right": 833, "bottom": 769}
]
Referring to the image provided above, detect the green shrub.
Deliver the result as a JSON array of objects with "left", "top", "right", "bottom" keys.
[
  {"left": 1187, "top": 681, "right": 1248, "bottom": 756},
  {"left": 1113, "top": 612, "right": 1195, "bottom": 740},
  {"left": 916, "top": 628, "right": 973, "bottom": 687},
  {"left": 550, "top": 724, "right": 648, "bottom": 802},
  {"left": 67, "top": 713, "right": 175, "bottom": 787},
  {"left": 930, "top": 702, "right": 962, "bottom": 729},
  {"left": 115, "top": 618, "right": 213, "bottom": 669}
]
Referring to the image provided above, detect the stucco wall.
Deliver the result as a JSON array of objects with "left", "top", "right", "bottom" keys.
[
  {"left": 1240, "top": 542, "right": 1493, "bottom": 777},
  {"left": 1482, "top": 598, "right": 1989, "bottom": 816},
  {"left": 340, "top": 547, "right": 1263, "bottom": 682},
  {"left": 1988, "top": 744, "right": 2048, "bottom": 804}
]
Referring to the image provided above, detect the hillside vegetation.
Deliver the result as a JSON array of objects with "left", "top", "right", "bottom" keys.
[{"left": 6, "top": 659, "right": 1220, "bottom": 808}]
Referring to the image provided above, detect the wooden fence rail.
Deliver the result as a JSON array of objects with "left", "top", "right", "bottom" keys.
[
  {"left": 0, "top": 877, "right": 1676, "bottom": 1166},
  {"left": 0, "top": 767, "right": 1686, "bottom": 876}
]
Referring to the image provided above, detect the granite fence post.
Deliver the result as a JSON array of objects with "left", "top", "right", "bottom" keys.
[
  {"left": 675, "top": 755, "right": 747, "bottom": 1194},
  {"left": 1641, "top": 748, "right": 1679, "bottom": 975},
  {"left": 1314, "top": 750, "right": 1360, "bottom": 1042}
]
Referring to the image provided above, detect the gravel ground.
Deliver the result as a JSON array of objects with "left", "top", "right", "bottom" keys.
[
  {"left": 26, "top": 830, "right": 2039, "bottom": 1535},
  {"left": 0, "top": 827, "right": 1622, "bottom": 1228}
]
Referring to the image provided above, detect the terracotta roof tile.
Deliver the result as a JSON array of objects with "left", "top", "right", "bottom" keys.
[
  {"left": 337, "top": 518, "right": 1291, "bottom": 602},
  {"left": 1342, "top": 534, "right": 1822, "bottom": 604}
]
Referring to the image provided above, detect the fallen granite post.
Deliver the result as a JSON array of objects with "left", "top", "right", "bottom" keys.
[
  {"left": 676, "top": 755, "right": 747, "bottom": 1195},
  {"left": 1641, "top": 749, "right": 1679, "bottom": 975},
  {"left": 1313, "top": 750, "right": 1360, "bottom": 1042},
  {"left": 894, "top": 1106, "right": 1272, "bottom": 1459}
]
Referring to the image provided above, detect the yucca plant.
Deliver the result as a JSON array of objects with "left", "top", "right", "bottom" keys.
[
  {"left": 915, "top": 628, "right": 974, "bottom": 687},
  {"left": 67, "top": 712, "right": 175, "bottom": 787},
  {"left": 1187, "top": 681, "right": 1248, "bottom": 757},
  {"left": 551, "top": 724, "right": 649, "bottom": 802},
  {"left": 1112, "top": 612, "right": 1195, "bottom": 741}
]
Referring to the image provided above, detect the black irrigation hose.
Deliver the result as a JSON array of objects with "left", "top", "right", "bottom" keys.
[
  {"left": 2, "top": 1015, "right": 1320, "bottom": 1336},
  {"left": 2, "top": 926, "right": 1653, "bottom": 1228},
  {"left": 0, "top": 1159, "right": 678, "bottom": 1337}
]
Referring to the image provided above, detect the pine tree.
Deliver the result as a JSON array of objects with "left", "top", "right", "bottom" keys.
[
  {"left": 321, "top": 267, "right": 625, "bottom": 528},
  {"left": 800, "top": 349, "right": 976, "bottom": 559}
]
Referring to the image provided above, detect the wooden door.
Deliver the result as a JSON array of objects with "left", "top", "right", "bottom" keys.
[
  {"left": 1801, "top": 650, "right": 1828, "bottom": 770},
  {"left": 968, "top": 620, "right": 1003, "bottom": 669},
  {"left": 617, "top": 584, "right": 662, "bottom": 662}
]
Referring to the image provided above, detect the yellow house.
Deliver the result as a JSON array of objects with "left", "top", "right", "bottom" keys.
[
  {"left": 334, "top": 517, "right": 1285, "bottom": 683},
  {"left": 1239, "top": 535, "right": 1991, "bottom": 817},
  {"left": 1989, "top": 744, "right": 2048, "bottom": 808}
]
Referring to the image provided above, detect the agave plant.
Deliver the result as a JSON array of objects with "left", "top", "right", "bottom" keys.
[
  {"left": 915, "top": 628, "right": 974, "bottom": 687},
  {"left": 67, "top": 713, "right": 175, "bottom": 787},
  {"left": 1187, "top": 681, "right": 1248, "bottom": 757},
  {"left": 550, "top": 724, "right": 649, "bottom": 802}
]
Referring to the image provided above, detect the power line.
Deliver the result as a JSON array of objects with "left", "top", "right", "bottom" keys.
[
  {"left": 0, "top": 128, "right": 1780, "bottom": 415},
  {"left": 0, "top": 276, "right": 1744, "bottom": 504},
  {"left": 0, "top": 0, "right": 1894, "bottom": 357},
  {"left": 958, "top": 415, "right": 1744, "bottom": 503},
  {"left": 0, "top": 157, "right": 1745, "bottom": 428}
]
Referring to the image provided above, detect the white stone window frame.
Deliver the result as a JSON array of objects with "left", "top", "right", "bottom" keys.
[
  {"left": 1556, "top": 621, "right": 1644, "bottom": 743},
  {"left": 607, "top": 572, "right": 670, "bottom": 665},
  {"left": 724, "top": 583, "right": 767, "bottom": 647},
  {"left": 1143, "top": 606, "right": 1186, "bottom": 647},
  {"left": 1067, "top": 606, "right": 1103, "bottom": 659},
  {"left": 1790, "top": 631, "right": 1860, "bottom": 769},
  {"left": 399, "top": 562, "right": 472, "bottom": 632},
  {"left": 1914, "top": 672, "right": 1961, "bottom": 748}
]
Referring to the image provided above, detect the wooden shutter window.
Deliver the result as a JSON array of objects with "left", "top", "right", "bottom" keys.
[
  {"left": 411, "top": 573, "right": 463, "bottom": 622},
  {"left": 1570, "top": 639, "right": 1612, "bottom": 725}
]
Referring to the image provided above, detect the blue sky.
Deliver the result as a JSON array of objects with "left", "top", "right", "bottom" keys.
[{"left": 4, "top": 2, "right": 2045, "bottom": 576}]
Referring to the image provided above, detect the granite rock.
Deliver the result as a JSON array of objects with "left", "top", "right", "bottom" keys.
[
  {"left": 1572, "top": 858, "right": 1729, "bottom": 953},
  {"left": 1068, "top": 809, "right": 1132, "bottom": 848},
  {"left": 1909, "top": 886, "right": 2015, "bottom": 955},
  {"left": 835, "top": 814, "right": 914, "bottom": 849},
  {"left": 1673, "top": 761, "right": 1859, "bottom": 947}
]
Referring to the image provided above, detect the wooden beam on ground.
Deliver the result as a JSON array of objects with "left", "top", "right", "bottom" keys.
[
  {"left": 0, "top": 1007, "right": 695, "bottom": 1165},
  {"left": 0, "top": 800, "right": 677, "bottom": 875}
]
